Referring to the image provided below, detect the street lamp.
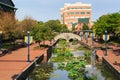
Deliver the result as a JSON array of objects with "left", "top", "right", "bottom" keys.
[
  {"left": 27, "top": 30, "right": 30, "bottom": 62},
  {"left": 103, "top": 30, "right": 109, "bottom": 56},
  {"left": 0, "top": 31, "right": 3, "bottom": 50}
]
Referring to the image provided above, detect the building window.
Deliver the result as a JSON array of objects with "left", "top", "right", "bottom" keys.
[
  {"left": 75, "top": 12, "right": 79, "bottom": 14},
  {"left": 86, "top": 12, "right": 90, "bottom": 14},
  {"left": 86, "top": 7, "right": 91, "bottom": 9},
  {"left": 81, "top": 12, "right": 85, "bottom": 14},
  {"left": 71, "top": 8, "right": 74, "bottom": 9},
  {"left": 71, "top": 12, "right": 74, "bottom": 14}
]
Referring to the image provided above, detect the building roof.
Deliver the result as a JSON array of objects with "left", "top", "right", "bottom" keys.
[
  {"left": 64, "top": 2, "right": 91, "bottom": 7},
  {"left": 0, "top": 0, "right": 14, "bottom": 6},
  {"left": 78, "top": 18, "right": 89, "bottom": 23},
  {"left": 0, "top": 0, "right": 17, "bottom": 9}
]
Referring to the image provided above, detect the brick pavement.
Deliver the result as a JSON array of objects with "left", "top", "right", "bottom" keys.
[
  {"left": 0, "top": 42, "right": 50, "bottom": 80},
  {"left": 0, "top": 38, "right": 119, "bottom": 80},
  {"left": 82, "top": 38, "right": 120, "bottom": 73}
]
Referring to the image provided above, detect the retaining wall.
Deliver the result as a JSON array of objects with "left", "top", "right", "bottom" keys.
[
  {"left": 102, "top": 57, "right": 120, "bottom": 80},
  {"left": 14, "top": 40, "right": 58, "bottom": 80},
  {"left": 15, "top": 54, "right": 44, "bottom": 80}
]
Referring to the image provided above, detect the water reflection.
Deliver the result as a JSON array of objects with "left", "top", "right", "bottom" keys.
[
  {"left": 28, "top": 62, "right": 54, "bottom": 80},
  {"left": 73, "top": 51, "right": 85, "bottom": 57},
  {"left": 27, "top": 62, "right": 117, "bottom": 80},
  {"left": 27, "top": 47, "right": 117, "bottom": 80}
]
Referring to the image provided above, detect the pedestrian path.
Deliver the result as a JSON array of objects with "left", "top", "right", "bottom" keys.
[
  {"left": 81, "top": 38, "right": 120, "bottom": 74},
  {"left": 0, "top": 43, "right": 48, "bottom": 80}
]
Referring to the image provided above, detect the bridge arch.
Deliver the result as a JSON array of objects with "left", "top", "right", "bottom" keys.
[{"left": 54, "top": 33, "right": 81, "bottom": 42}]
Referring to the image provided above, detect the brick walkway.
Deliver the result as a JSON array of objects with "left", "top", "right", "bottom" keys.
[
  {"left": 105, "top": 50, "right": 120, "bottom": 71},
  {"left": 82, "top": 38, "right": 120, "bottom": 73},
  {"left": 0, "top": 38, "right": 119, "bottom": 80},
  {"left": 0, "top": 42, "right": 50, "bottom": 80}
]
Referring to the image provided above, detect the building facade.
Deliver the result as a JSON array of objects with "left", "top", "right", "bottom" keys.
[
  {"left": 0, "top": 0, "right": 17, "bottom": 17},
  {"left": 60, "top": 2, "right": 92, "bottom": 30}
]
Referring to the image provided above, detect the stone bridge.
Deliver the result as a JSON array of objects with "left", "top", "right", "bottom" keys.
[{"left": 54, "top": 33, "right": 81, "bottom": 42}]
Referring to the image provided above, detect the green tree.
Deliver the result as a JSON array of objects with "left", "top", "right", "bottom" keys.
[
  {"left": 93, "top": 12, "right": 120, "bottom": 38},
  {"left": 115, "top": 26, "right": 120, "bottom": 37},
  {"left": 21, "top": 16, "right": 37, "bottom": 32},
  {"left": 31, "top": 23, "right": 46, "bottom": 46},
  {"left": 31, "top": 20, "right": 68, "bottom": 46},
  {"left": 82, "top": 23, "right": 89, "bottom": 30}
]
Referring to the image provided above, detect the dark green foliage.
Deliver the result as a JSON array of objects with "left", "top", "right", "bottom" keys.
[
  {"left": 82, "top": 23, "right": 89, "bottom": 30},
  {"left": 68, "top": 69, "right": 79, "bottom": 79},
  {"left": 66, "top": 60, "right": 86, "bottom": 79},
  {"left": 51, "top": 39, "right": 91, "bottom": 79},
  {"left": 58, "top": 62, "right": 65, "bottom": 69},
  {"left": 93, "top": 12, "right": 120, "bottom": 38},
  {"left": 31, "top": 20, "right": 68, "bottom": 46},
  {"left": 84, "top": 51, "right": 92, "bottom": 63},
  {"left": 29, "top": 63, "right": 54, "bottom": 80}
]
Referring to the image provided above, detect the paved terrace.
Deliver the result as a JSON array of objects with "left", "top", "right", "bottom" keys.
[
  {"left": 81, "top": 38, "right": 120, "bottom": 76},
  {"left": 105, "top": 50, "right": 120, "bottom": 71},
  {"left": 0, "top": 37, "right": 120, "bottom": 80},
  {"left": 0, "top": 41, "right": 50, "bottom": 80}
]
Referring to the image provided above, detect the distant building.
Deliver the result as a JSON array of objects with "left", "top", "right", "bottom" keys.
[
  {"left": 0, "top": 0, "right": 17, "bottom": 16},
  {"left": 60, "top": 2, "right": 92, "bottom": 30}
]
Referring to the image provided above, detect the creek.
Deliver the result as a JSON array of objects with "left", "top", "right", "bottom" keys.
[{"left": 26, "top": 40, "right": 117, "bottom": 80}]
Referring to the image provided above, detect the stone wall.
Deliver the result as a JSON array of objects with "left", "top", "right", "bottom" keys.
[{"left": 102, "top": 57, "right": 120, "bottom": 80}]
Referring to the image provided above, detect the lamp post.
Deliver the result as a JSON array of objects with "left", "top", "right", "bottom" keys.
[
  {"left": 103, "top": 30, "right": 109, "bottom": 56},
  {"left": 27, "top": 30, "right": 30, "bottom": 62},
  {"left": 0, "top": 31, "right": 3, "bottom": 50}
]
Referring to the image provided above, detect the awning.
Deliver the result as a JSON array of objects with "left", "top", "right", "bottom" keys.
[{"left": 78, "top": 18, "right": 89, "bottom": 23}]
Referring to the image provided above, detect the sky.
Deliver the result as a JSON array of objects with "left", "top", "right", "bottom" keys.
[{"left": 13, "top": 0, "right": 120, "bottom": 22}]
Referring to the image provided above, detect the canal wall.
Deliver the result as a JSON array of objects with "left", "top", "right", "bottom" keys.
[
  {"left": 79, "top": 41, "right": 91, "bottom": 50},
  {"left": 79, "top": 40, "right": 120, "bottom": 79},
  {"left": 15, "top": 40, "right": 58, "bottom": 80},
  {"left": 102, "top": 57, "right": 120, "bottom": 80},
  {"left": 14, "top": 54, "right": 44, "bottom": 80}
]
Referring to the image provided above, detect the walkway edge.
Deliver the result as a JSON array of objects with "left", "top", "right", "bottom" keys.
[
  {"left": 14, "top": 54, "right": 44, "bottom": 80},
  {"left": 103, "top": 56, "right": 120, "bottom": 79}
]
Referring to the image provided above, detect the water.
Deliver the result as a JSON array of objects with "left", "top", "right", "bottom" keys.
[
  {"left": 27, "top": 62, "right": 69, "bottom": 80},
  {"left": 27, "top": 62, "right": 117, "bottom": 80},
  {"left": 49, "top": 63, "right": 69, "bottom": 80},
  {"left": 73, "top": 51, "right": 85, "bottom": 57},
  {"left": 26, "top": 46, "right": 117, "bottom": 80},
  {"left": 91, "top": 49, "right": 96, "bottom": 67}
]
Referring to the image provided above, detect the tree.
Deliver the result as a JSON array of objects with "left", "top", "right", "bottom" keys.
[
  {"left": 0, "top": 11, "right": 16, "bottom": 41},
  {"left": 31, "top": 20, "right": 68, "bottom": 46},
  {"left": 115, "top": 26, "right": 120, "bottom": 37},
  {"left": 115, "top": 18, "right": 120, "bottom": 37},
  {"left": 21, "top": 16, "right": 37, "bottom": 32},
  {"left": 82, "top": 23, "right": 89, "bottom": 30},
  {"left": 93, "top": 12, "right": 120, "bottom": 38},
  {"left": 43, "top": 20, "right": 68, "bottom": 42},
  {"left": 31, "top": 23, "right": 44, "bottom": 46}
]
